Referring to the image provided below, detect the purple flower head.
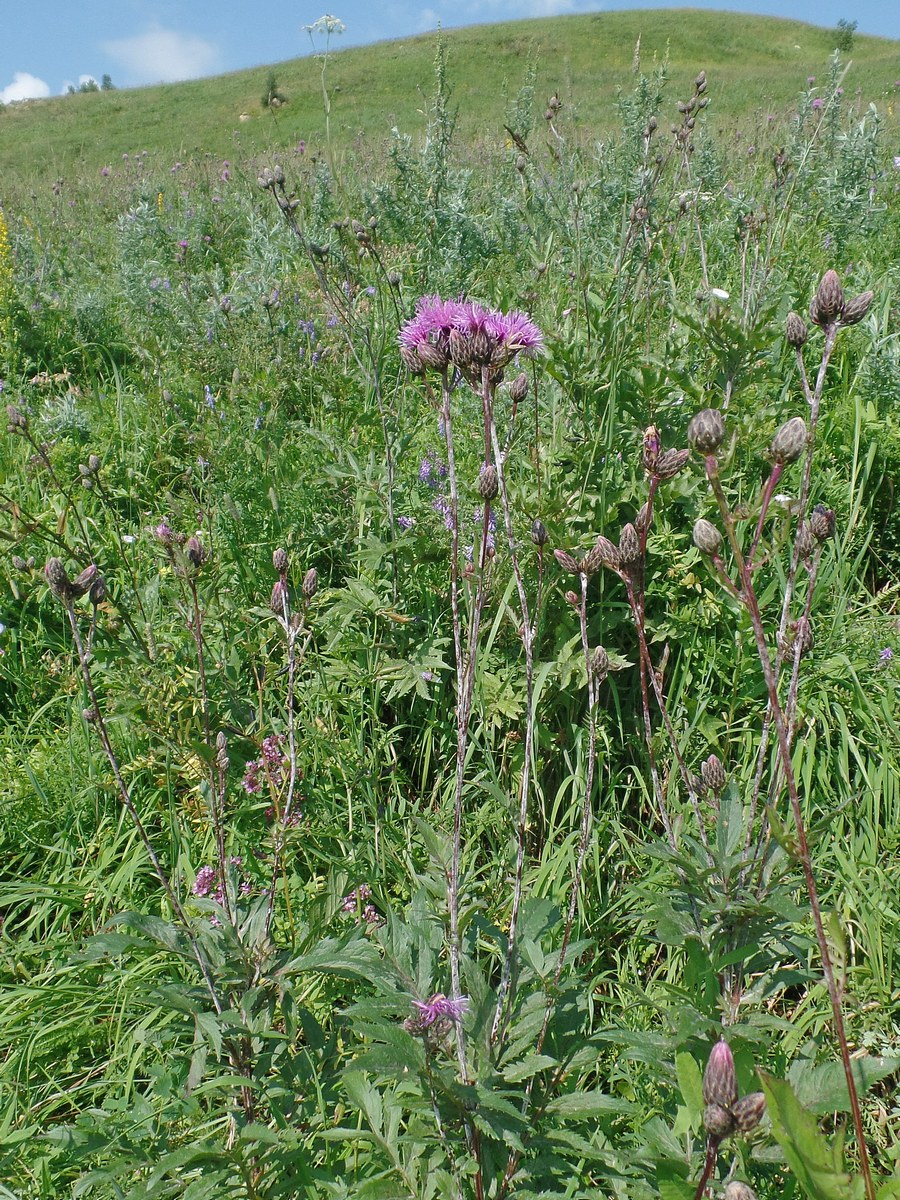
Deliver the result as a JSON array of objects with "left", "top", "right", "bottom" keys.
[
  {"left": 193, "top": 865, "right": 217, "bottom": 897},
  {"left": 879, "top": 646, "right": 893, "bottom": 664},
  {"left": 397, "top": 515, "right": 415, "bottom": 530},
  {"left": 812, "top": 97, "right": 824, "bottom": 110},
  {"left": 100, "top": 166, "right": 110, "bottom": 177},
  {"left": 154, "top": 520, "right": 175, "bottom": 545},
  {"left": 487, "top": 308, "right": 544, "bottom": 357},
  {"left": 411, "top": 993, "right": 469, "bottom": 1025}
]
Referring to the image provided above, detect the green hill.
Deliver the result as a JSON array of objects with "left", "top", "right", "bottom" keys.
[{"left": 2, "top": 8, "right": 899, "bottom": 181}]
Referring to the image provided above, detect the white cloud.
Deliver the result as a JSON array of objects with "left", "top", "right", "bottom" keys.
[
  {"left": 103, "top": 27, "right": 222, "bottom": 85},
  {"left": 1, "top": 71, "right": 50, "bottom": 104},
  {"left": 417, "top": 7, "right": 441, "bottom": 31}
]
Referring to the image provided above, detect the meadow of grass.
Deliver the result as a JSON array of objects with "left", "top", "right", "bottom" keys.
[
  {"left": 2, "top": 10, "right": 900, "bottom": 179},
  {"left": 1, "top": 12, "right": 900, "bottom": 1200}
]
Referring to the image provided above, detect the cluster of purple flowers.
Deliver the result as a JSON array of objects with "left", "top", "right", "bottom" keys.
[
  {"left": 243, "top": 733, "right": 289, "bottom": 795},
  {"left": 419, "top": 454, "right": 448, "bottom": 488},
  {"left": 399, "top": 294, "right": 543, "bottom": 375},
  {"left": 342, "top": 883, "right": 379, "bottom": 925},
  {"left": 192, "top": 857, "right": 253, "bottom": 906}
]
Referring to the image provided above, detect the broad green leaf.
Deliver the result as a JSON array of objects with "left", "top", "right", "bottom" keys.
[
  {"left": 675, "top": 1051, "right": 703, "bottom": 1122},
  {"left": 544, "top": 1091, "right": 634, "bottom": 1117},
  {"left": 788, "top": 1056, "right": 900, "bottom": 1115},
  {"left": 759, "top": 1071, "right": 865, "bottom": 1200}
]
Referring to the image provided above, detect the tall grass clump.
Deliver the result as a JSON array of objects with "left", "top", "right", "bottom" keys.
[{"left": 0, "top": 23, "right": 899, "bottom": 1200}]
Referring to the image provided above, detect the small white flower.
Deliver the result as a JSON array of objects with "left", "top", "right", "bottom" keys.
[
  {"left": 710, "top": 288, "right": 730, "bottom": 301},
  {"left": 122, "top": 534, "right": 136, "bottom": 544}
]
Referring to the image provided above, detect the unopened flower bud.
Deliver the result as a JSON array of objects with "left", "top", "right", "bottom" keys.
[
  {"left": 655, "top": 447, "right": 691, "bottom": 480},
  {"left": 785, "top": 311, "right": 808, "bottom": 348},
  {"left": 215, "top": 731, "right": 228, "bottom": 770},
  {"left": 478, "top": 464, "right": 499, "bottom": 501},
  {"left": 642, "top": 424, "right": 661, "bottom": 472},
  {"left": 302, "top": 567, "right": 318, "bottom": 599},
  {"left": 88, "top": 454, "right": 101, "bottom": 474},
  {"left": 508, "top": 372, "right": 529, "bottom": 403},
  {"left": 11, "top": 555, "right": 29, "bottom": 572},
  {"left": 564, "top": 589, "right": 579, "bottom": 606},
  {"left": 635, "top": 502, "right": 652, "bottom": 533},
  {"left": 582, "top": 535, "right": 620, "bottom": 574},
  {"left": 400, "top": 345, "right": 425, "bottom": 375},
  {"left": 88, "top": 575, "right": 106, "bottom": 606},
  {"left": 591, "top": 645, "right": 609, "bottom": 678},
  {"left": 531, "top": 519, "right": 548, "bottom": 547},
  {"left": 470, "top": 329, "right": 495, "bottom": 368},
  {"left": 618, "top": 523, "right": 640, "bottom": 565},
  {"left": 185, "top": 536, "right": 206, "bottom": 568},
  {"left": 273, "top": 548, "right": 288, "bottom": 574},
  {"left": 693, "top": 518, "right": 723, "bottom": 557},
  {"left": 6, "top": 404, "right": 27, "bottom": 431},
  {"left": 795, "top": 521, "right": 815, "bottom": 560},
  {"left": 840, "top": 290, "right": 874, "bottom": 326},
  {"left": 688, "top": 408, "right": 725, "bottom": 453},
  {"left": 701, "top": 753, "right": 726, "bottom": 794},
  {"left": 771, "top": 416, "right": 807, "bottom": 464},
  {"left": 732, "top": 1091, "right": 766, "bottom": 1133},
  {"left": 703, "top": 1103, "right": 736, "bottom": 1139},
  {"left": 44, "top": 557, "right": 73, "bottom": 602},
  {"left": 810, "top": 269, "right": 844, "bottom": 326},
  {"left": 724, "top": 1184, "right": 759, "bottom": 1200},
  {"left": 810, "top": 504, "right": 836, "bottom": 541},
  {"left": 554, "top": 549, "right": 580, "bottom": 575},
  {"left": 703, "top": 1038, "right": 738, "bottom": 1109},
  {"left": 417, "top": 340, "right": 449, "bottom": 371},
  {"left": 270, "top": 579, "right": 289, "bottom": 616},
  {"left": 70, "top": 564, "right": 99, "bottom": 598}
]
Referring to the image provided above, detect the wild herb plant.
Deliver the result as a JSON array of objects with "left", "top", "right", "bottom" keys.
[{"left": 0, "top": 32, "right": 898, "bottom": 1200}]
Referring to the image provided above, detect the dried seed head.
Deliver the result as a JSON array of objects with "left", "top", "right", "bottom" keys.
[
  {"left": 701, "top": 753, "right": 726, "bottom": 794},
  {"left": 44, "top": 557, "right": 73, "bottom": 602},
  {"left": 185, "top": 536, "right": 206, "bottom": 569},
  {"left": 794, "top": 521, "right": 815, "bottom": 560},
  {"left": 582, "top": 535, "right": 620, "bottom": 575},
  {"left": 703, "top": 1038, "right": 738, "bottom": 1109},
  {"left": 703, "top": 1103, "right": 736, "bottom": 1139},
  {"left": 11, "top": 555, "right": 29, "bottom": 572},
  {"left": 553, "top": 549, "right": 580, "bottom": 575},
  {"left": 810, "top": 269, "right": 845, "bottom": 326},
  {"left": 693, "top": 518, "right": 723, "bottom": 557},
  {"left": 478, "top": 464, "right": 499, "bottom": 501},
  {"left": 810, "top": 504, "right": 836, "bottom": 542},
  {"left": 270, "top": 579, "right": 289, "bottom": 616},
  {"left": 302, "top": 567, "right": 318, "bottom": 599},
  {"left": 687, "top": 408, "right": 725, "bottom": 454},
  {"left": 591, "top": 645, "right": 610, "bottom": 678},
  {"left": 732, "top": 1091, "right": 766, "bottom": 1133},
  {"left": 531, "top": 519, "right": 548, "bottom": 548},
  {"left": 655, "top": 447, "right": 691, "bottom": 480},
  {"left": 618, "top": 523, "right": 640, "bottom": 565},
  {"left": 70, "top": 564, "right": 99, "bottom": 599},
  {"left": 272, "top": 548, "right": 288, "bottom": 574},
  {"left": 88, "top": 575, "right": 106, "bottom": 606},
  {"left": 724, "top": 1184, "right": 759, "bottom": 1200},
  {"left": 785, "top": 311, "right": 808, "bottom": 348},
  {"left": 215, "top": 731, "right": 229, "bottom": 770},
  {"left": 508, "top": 371, "right": 529, "bottom": 403},
  {"left": 840, "top": 290, "right": 874, "bottom": 326},
  {"left": 771, "top": 416, "right": 807, "bottom": 464}
]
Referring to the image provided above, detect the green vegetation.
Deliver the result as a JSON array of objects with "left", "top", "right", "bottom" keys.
[
  {"left": 0, "top": 12, "right": 899, "bottom": 1200},
  {"left": 1, "top": 10, "right": 898, "bottom": 182}
]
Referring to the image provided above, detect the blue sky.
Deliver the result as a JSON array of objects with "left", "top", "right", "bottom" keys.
[{"left": 2, "top": 1, "right": 898, "bottom": 101}]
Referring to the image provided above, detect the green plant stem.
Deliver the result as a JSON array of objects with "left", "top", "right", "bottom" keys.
[{"left": 707, "top": 464, "right": 876, "bottom": 1200}]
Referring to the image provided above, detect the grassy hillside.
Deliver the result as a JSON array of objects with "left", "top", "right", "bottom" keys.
[{"left": 2, "top": 8, "right": 899, "bottom": 181}]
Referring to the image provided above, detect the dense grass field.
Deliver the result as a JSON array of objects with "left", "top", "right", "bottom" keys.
[
  {"left": 3, "top": 9, "right": 900, "bottom": 179},
  {"left": 1, "top": 10, "right": 900, "bottom": 1200}
]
